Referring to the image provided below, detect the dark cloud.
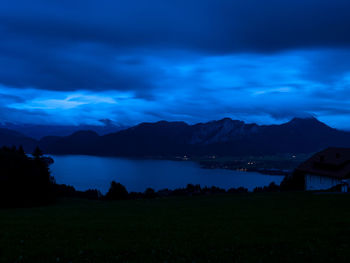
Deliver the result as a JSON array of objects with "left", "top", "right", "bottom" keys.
[
  {"left": 0, "top": 0, "right": 349, "bottom": 93},
  {"left": 1, "top": 0, "right": 350, "bottom": 129},
  {"left": 0, "top": 93, "right": 25, "bottom": 103},
  {"left": 299, "top": 49, "right": 350, "bottom": 84},
  {"left": 0, "top": 39, "right": 161, "bottom": 94},
  {"left": 1, "top": 0, "right": 350, "bottom": 53},
  {"left": 0, "top": 106, "right": 49, "bottom": 125}
]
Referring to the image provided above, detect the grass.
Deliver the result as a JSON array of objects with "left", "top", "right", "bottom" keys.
[{"left": 1, "top": 193, "right": 350, "bottom": 262}]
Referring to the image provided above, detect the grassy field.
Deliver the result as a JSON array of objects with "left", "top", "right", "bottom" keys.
[{"left": 1, "top": 193, "right": 350, "bottom": 262}]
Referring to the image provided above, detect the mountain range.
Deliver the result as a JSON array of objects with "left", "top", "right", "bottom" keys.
[
  {"left": 1, "top": 117, "right": 350, "bottom": 157},
  {"left": 0, "top": 121, "right": 127, "bottom": 139}
]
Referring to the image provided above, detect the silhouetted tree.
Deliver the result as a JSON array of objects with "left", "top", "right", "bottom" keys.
[
  {"left": 82, "top": 189, "right": 101, "bottom": 199},
  {"left": 54, "top": 184, "right": 101, "bottom": 199},
  {"left": 253, "top": 182, "right": 281, "bottom": 193},
  {"left": 266, "top": 182, "right": 280, "bottom": 192},
  {"left": 144, "top": 188, "right": 156, "bottom": 198},
  {"left": 227, "top": 187, "right": 248, "bottom": 193},
  {"left": 186, "top": 184, "right": 201, "bottom": 195},
  {"left": 253, "top": 186, "right": 263, "bottom": 193},
  {"left": 32, "top": 146, "right": 44, "bottom": 160},
  {"left": 18, "top": 145, "right": 25, "bottom": 156},
  {"left": 105, "top": 181, "right": 128, "bottom": 200},
  {"left": 0, "top": 146, "right": 55, "bottom": 207},
  {"left": 129, "top": 191, "right": 144, "bottom": 199}
]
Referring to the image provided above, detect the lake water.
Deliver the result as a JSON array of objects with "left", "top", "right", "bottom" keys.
[{"left": 50, "top": 155, "right": 284, "bottom": 193}]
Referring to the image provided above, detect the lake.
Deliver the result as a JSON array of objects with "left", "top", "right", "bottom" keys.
[{"left": 50, "top": 155, "right": 284, "bottom": 193}]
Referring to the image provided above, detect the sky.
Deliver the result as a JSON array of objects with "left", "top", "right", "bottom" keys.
[{"left": 1, "top": 0, "right": 350, "bottom": 129}]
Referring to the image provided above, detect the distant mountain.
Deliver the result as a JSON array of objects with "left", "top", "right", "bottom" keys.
[
  {"left": 0, "top": 128, "right": 37, "bottom": 151},
  {"left": 39, "top": 130, "right": 100, "bottom": 155},
  {"left": 36, "top": 117, "right": 350, "bottom": 157},
  {"left": 0, "top": 122, "right": 128, "bottom": 139}
]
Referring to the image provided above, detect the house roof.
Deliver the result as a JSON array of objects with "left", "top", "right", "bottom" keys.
[{"left": 296, "top": 147, "right": 350, "bottom": 179}]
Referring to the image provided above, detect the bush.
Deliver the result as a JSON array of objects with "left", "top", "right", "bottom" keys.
[
  {"left": 105, "top": 181, "right": 129, "bottom": 200},
  {"left": 280, "top": 171, "right": 305, "bottom": 191},
  {"left": 185, "top": 184, "right": 202, "bottom": 195},
  {"left": 54, "top": 184, "right": 101, "bottom": 199},
  {"left": 253, "top": 182, "right": 280, "bottom": 193},
  {"left": 227, "top": 187, "right": 248, "bottom": 193},
  {"left": 144, "top": 188, "right": 156, "bottom": 198}
]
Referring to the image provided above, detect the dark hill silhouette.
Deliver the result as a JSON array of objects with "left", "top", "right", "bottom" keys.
[
  {"left": 0, "top": 128, "right": 37, "bottom": 151},
  {"left": 34, "top": 117, "right": 350, "bottom": 156},
  {"left": 99, "top": 121, "right": 192, "bottom": 156},
  {"left": 0, "top": 122, "right": 128, "bottom": 139},
  {"left": 1, "top": 117, "right": 349, "bottom": 156},
  {"left": 39, "top": 130, "right": 100, "bottom": 155},
  {"left": 254, "top": 117, "right": 349, "bottom": 154}
]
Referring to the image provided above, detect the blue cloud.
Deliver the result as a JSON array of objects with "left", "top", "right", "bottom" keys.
[
  {"left": 0, "top": 50, "right": 350, "bottom": 129},
  {"left": 1, "top": 1, "right": 350, "bottom": 129}
]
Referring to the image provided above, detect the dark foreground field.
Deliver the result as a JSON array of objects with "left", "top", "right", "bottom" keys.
[{"left": 1, "top": 193, "right": 350, "bottom": 263}]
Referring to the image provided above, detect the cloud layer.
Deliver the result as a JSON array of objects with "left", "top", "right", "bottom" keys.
[{"left": 1, "top": 1, "right": 350, "bottom": 129}]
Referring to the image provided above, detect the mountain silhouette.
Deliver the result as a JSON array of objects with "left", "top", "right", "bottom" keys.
[
  {"left": 0, "top": 128, "right": 37, "bottom": 151},
  {"left": 0, "top": 122, "right": 128, "bottom": 139},
  {"left": 32, "top": 117, "right": 350, "bottom": 156},
  {"left": 1, "top": 117, "right": 349, "bottom": 156}
]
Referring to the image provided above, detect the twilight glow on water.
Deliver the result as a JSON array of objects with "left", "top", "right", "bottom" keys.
[{"left": 50, "top": 155, "right": 284, "bottom": 193}]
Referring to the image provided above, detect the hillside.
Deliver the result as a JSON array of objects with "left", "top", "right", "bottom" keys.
[{"left": 0, "top": 128, "right": 37, "bottom": 151}]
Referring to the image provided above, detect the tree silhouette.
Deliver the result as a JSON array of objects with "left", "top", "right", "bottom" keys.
[
  {"left": 0, "top": 146, "right": 55, "bottom": 207},
  {"left": 18, "top": 145, "right": 25, "bottom": 155},
  {"left": 105, "top": 181, "right": 128, "bottom": 200},
  {"left": 32, "top": 146, "right": 44, "bottom": 159},
  {"left": 144, "top": 188, "right": 156, "bottom": 198}
]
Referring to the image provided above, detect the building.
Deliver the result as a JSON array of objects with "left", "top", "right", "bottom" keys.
[{"left": 295, "top": 147, "right": 350, "bottom": 192}]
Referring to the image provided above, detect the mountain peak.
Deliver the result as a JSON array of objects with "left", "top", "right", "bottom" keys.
[
  {"left": 69, "top": 130, "right": 99, "bottom": 138},
  {"left": 290, "top": 116, "right": 317, "bottom": 122},
  {"left": 135, "top": 120, "right": 189, "bottom": 129},
  {"left": 212, "top": 117, "right": 245, "bottom": 125},
  {"left": 285, "top": 117, "right": 329, "bottom": 128},
  {"left": 218, "top": 117, "right": 233, "bottom": 122}
]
